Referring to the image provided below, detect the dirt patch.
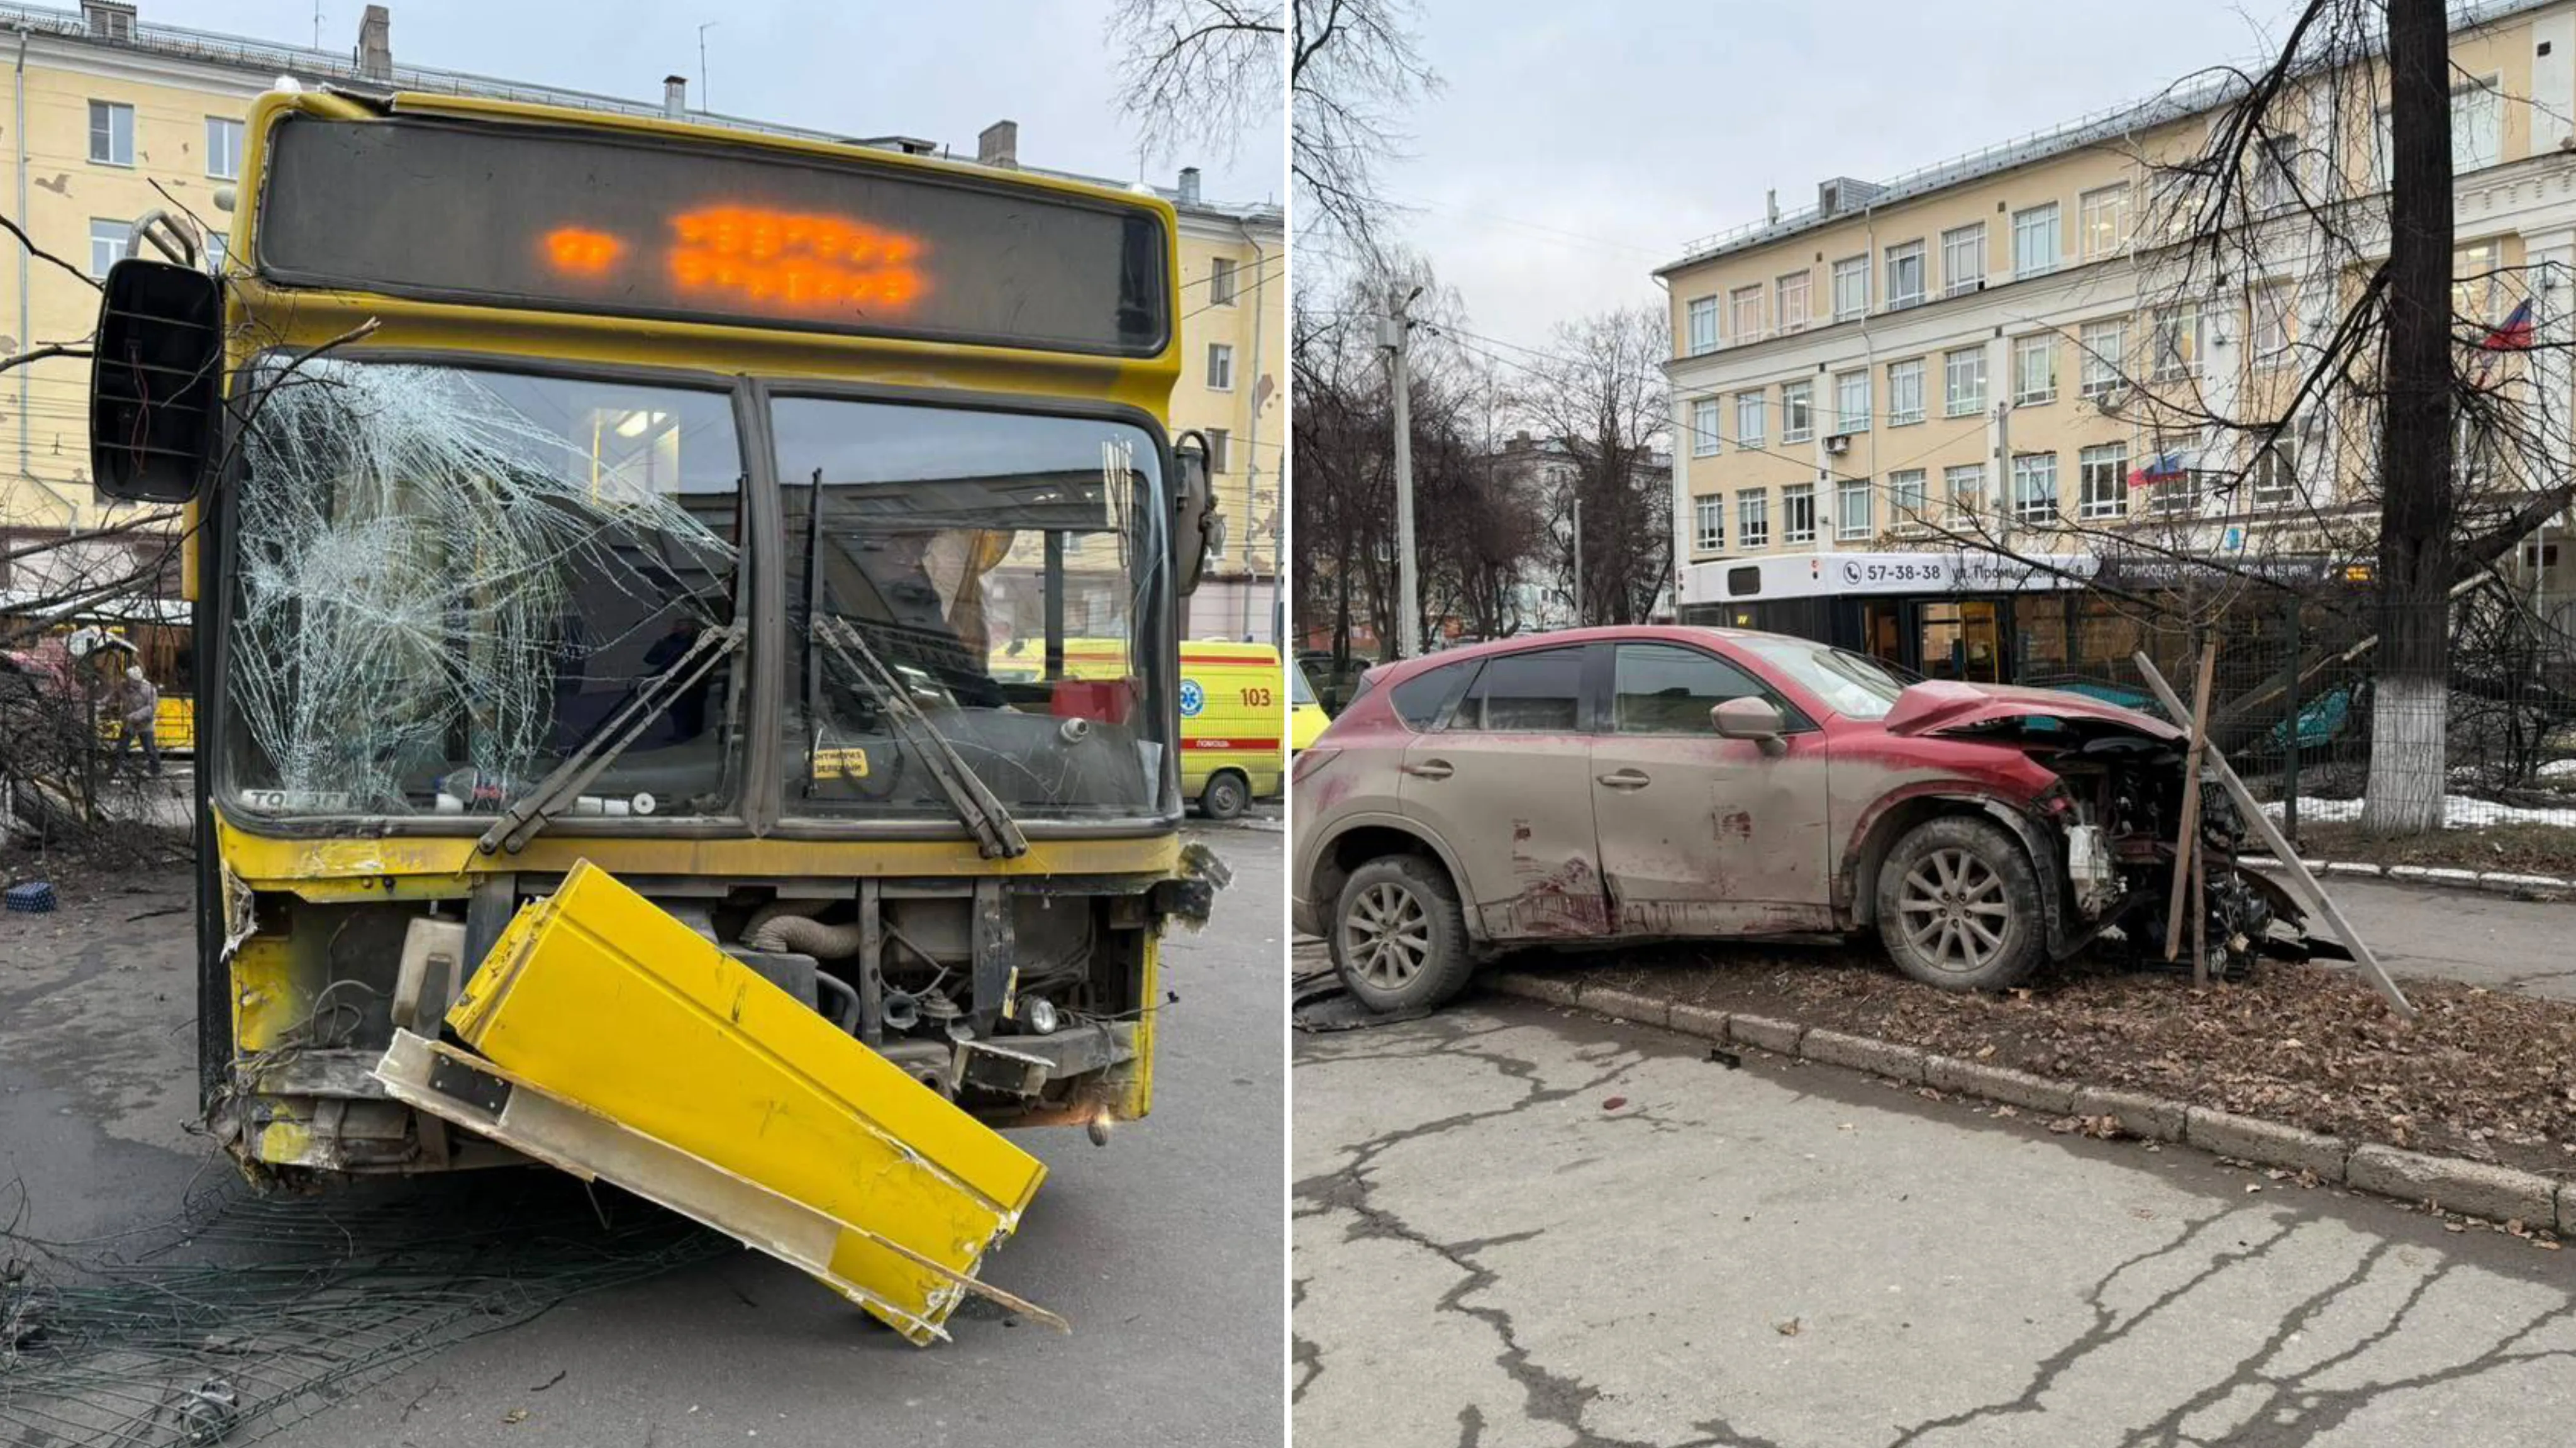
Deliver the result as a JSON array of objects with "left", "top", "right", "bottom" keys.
[
  {"left": 2286, "top": 820, "right": 2576, "bottom": 879},
  {"left": 1555, "top": 942, "right": 2576, "bottom": 1181}
]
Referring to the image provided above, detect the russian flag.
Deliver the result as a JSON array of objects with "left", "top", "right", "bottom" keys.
[
  {"left": 2126, "top": 453, "right": 2187, "bottom": 489},
  {"left": 2480, "top": 297, "right": 2536, "bottom": 352}
]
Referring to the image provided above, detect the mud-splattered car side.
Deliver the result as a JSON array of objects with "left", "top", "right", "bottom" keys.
[{"left": 1292, "top": 626, "right": 2336, "bottom": 1012}]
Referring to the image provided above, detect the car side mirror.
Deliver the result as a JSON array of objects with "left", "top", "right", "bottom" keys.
[
  {"left": 91, "top": 257, "right": 223, "bottom": 504},
  {"left": 1712, "top": 696, "right": 1787, "bottom": 757},
  {"left": 1170, "top": 430, "right": 1222, "bottom": 596}
]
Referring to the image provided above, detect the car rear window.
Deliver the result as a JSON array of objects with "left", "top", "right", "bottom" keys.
[
  {"left": 1448, "top": 647, "right": 1583, "bottom": 732},
  {"left": 1389, "top": 660, "right": 1473, "bottom": 729}
]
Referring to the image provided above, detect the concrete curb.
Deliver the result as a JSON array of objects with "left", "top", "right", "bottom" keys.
[
  {"left": 2242, "top": 854, "right": 2575, "bottom": 899},
  {"left": 1487, "top": 969, "right": 2574, "bottom": 1235}
]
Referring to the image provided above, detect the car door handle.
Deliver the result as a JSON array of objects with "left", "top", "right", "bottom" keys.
[
  {"left": 1596, "top": 769, "right": 1651, "bottom": 789},
  {"left": 1402, "top": 760, "right": 1454, "bottom": 780}
]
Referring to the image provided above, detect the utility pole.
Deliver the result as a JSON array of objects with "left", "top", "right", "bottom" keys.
[
  {"left": 1571, "top": 490, "right": 1584, "bottom": 629},
  {"left": 1992, "top": 399, "right": 2013, "bottom": 552},
  {"left": 1381, "top": 286, "right": 1422, "bottom": 657}
]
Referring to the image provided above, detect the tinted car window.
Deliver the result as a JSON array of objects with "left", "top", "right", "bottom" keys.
[
  {"left": 1389, "top": 660, "right": 1472, "bottom": 729},
  {"left": 1612, "top": 643, "right": 1767, "bottom": 733},
  {"left": 1450, "top": 648, "right": 1583, "bottom": 732}
]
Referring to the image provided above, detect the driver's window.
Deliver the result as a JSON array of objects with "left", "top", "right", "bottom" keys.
[{"left": 1612, "top": 643, "right": 1766, "bottom": 734}]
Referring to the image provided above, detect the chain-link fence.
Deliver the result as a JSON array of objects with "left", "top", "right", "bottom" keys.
[{"left": 2025, "top": 583, "right": 2576, "bottom": 860}]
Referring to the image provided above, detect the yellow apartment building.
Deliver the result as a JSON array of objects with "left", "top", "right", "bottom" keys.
[
  {"left": 1169, "top": 167, "right": 1285, "bottom": 646},
  {"left": 1658, "top": 0, "right": 2576, "bottom": 659}
]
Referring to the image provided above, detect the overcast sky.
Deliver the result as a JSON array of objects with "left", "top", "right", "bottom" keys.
[
  {"left": 1360, "top": 0, "right": 2311, "bottom": 352},
  {"left": 140, "top": 0, "right": 1286, "bottom": 205}
]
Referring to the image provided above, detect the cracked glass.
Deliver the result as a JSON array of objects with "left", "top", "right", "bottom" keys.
[{"left": 221, "top": 359, "right": 743, "bottom": 819}]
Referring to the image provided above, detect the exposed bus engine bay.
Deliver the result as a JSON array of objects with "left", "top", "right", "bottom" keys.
[{"left": 213, "top": 857, "right": 1224, "bottom": 1180}]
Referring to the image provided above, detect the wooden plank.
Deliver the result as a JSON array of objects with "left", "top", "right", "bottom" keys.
[
  {"left": 2131, "top": 652, "right": 2416, "bottom": 1019},
  {"left": 2164, "top": 641, "right": 2219, "bottom": 976}
]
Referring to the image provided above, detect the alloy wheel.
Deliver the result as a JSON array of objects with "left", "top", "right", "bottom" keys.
[
  {"left": 1896, "top": 847, "right": 2011, "bottom": 975},
  {"left": 1342, "top": 881, "right": 1431, "bottom": 990}
]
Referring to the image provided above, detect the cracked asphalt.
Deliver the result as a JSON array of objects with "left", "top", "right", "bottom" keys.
[{"left": 1293, "top": 983, "right": 2576, "bottom": 1447}]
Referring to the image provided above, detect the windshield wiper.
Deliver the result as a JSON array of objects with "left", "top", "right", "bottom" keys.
[
  {"left": 476, "top": 620, "right": 745, "bottom": 855},
  {"left": 813, "top": 615, "right": 1029, "bottom": 860}
]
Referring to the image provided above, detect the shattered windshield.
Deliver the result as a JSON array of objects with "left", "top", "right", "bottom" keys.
[
  {"left": 776, "top": 397, "right": 1168, "bottom": 820},
  {"left": 1739, "top": 635, "right": 1907, "bottom": 721},
  {"left": 223, "top": 359, "right": 743, "bottom": 818}
]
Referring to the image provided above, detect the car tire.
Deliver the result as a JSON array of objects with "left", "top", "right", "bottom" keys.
[
  {"left": 1200, "top": 771, "right": 1250, "bottom": 821},
  {"left": 1332, "top": 855, "right": 1474, "bottom": 1013},
  {"left": 1875, "top": 815, "right": 2044, "bottom": 991}
]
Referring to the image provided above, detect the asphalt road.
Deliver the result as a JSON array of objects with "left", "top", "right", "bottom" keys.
[
  {"left": 1295, "top": 988, "right": 2576, "bottom": 1447},
  {"left": 2256, "top": 869, "right": 2576, "bottom": 999},
  {"left": 0, "top": 821, "right": 1285, "bottom": 1448}
]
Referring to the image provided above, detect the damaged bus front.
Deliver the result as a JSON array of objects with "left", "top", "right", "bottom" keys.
[{"left": 88, "top": 89, "right": 1226, "bottom": 1184}]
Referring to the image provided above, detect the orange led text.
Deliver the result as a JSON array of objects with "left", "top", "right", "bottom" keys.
[
  {"left": 543, "top": 226, "right": 626, "bottom": 276},
  {"left": 667, "top": 205, "right": 926, "bottom": 314}
]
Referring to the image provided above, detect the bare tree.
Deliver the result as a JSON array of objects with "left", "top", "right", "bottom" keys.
[
  {"left": 1514, "top": 306, "right": 1672, "bottom": 627},
  {"left": 1290, "top": 0, "right": 1437, "bottom": 258},
  {"left": 1106, "top": 0, "right": 1284, "bottom": 165}
]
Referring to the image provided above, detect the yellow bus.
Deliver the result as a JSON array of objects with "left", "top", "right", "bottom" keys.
[{"left": 89, "top": 87, "right": 1226, "bottom": 1183}]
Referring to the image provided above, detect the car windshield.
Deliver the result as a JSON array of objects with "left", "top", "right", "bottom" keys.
[
  {"left": 1738, "top": 636, "right": 1907, "bottom": 720},
  {"left": 775, "top": 397, "right": 1170, "bottom": 821},
  {"left": 1291, "top": 664, "right": 1317, "bottom": 706},
  {"left": 222, "top": 359, "right": 743, "bottom": 818}
]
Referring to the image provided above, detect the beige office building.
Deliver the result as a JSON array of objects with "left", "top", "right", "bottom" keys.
[{"left": 1659, "top": 0, "right": 2576, "bottom": 642}]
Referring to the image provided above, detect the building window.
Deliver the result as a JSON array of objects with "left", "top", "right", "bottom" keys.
[
  {"left": 1886, "top": 358, "right": 1925, "bottom": 426},
  {"left": 2079, "top": 319, "right": 2127, "bottom": 397},
  {"left": 2453, "top": 242, "right": 2500, "bottom": 326},
  {"left": 206, "top": 231, "right": 228, "bottom": 271},
  {"left": 2253, "top": 132, "right": 2301, "bottom": 211},
  {"left": 2011, "top": 202, "right": 2060, "bottom": 279},
  {"left": 205, "top": 116, "right": 244, "bottom": 181},
  {"left": 1941, "top": 222, "right": 1985, "bottom": 296},
  {"left": 1737, "top": 490, "right": 1770, "bottom": 549},
  {"left": 2455, "top": 77, "right": 2502, "bottom": 172},
  {"left": 1890, "top": 468, "right": 1929, "bottom": 526},
  {"left": 1943, "top": 463, "right": 1984, "bottom": 525},
  {"left": 1831, "top": 255, "right": 1868, "bottom": 323},
  {"left": 1838, "top": 479, "right": 1874, "bottom": 540},
  {"left": 2250, "top": 439, "right": 2298, "bottom": 509},
  {"left": 1783, "top": 482, "right": 1816, "bottom": 545},
  {"left": 1775, "top": 270, "right": 1811, "bottom": 332},
  {"left": 2252, "top": 283, "right": 2296, "bottom": 364},
  {"left": 1729, "top": 285, "right": 1763, "bottom": 340},
  {"left": 1834, "top": 369, "right": 1870, "bottom": 434},
  {"left": 1944, "top": 347, "right": 1986, "bottom": 416},
  {"left": 2078, "top": 442, "right": 2128, "bottom": 520},
  {"left": 2011, "top": 335, "right": 2057, "bottom": 406},
  {"left": 2077, "top": 184, "right": 2129, "bottom": 260},
  {"left": 87, "top": 218, "right": 126, "bottom": 279},
  {"left": 1209, "top": 256, "right": 1238, "bottom": 306},
  {"left": 1207, "top": 426, "right": 1231, "bottom": 473},
  {"left": 88, "top": 101, "right": 133, "bottom": 166},
  {"left": 1687, "top": 296, "right": 1719, "bottom": 355},
  {"left": 1884, "top": 239, "right": 1926, "bottom": 310},
  {"left": 1735, "top": 391, "right": 1765, "bottom": 449},
  {"left": 1781, "top": 380, "right": 1813, "bottom": 443},
  {"left": 1695, "top": 495, "right": 1725, "bottom": 552},
  {"left": 2150, "top": 306, "right": 2202, "bottom": 381},
  {"left": 2011, "top": 453, "right": 2059, "bottom": 525},
  {"left": 1207, "top": 342, "right": 1234, "bottom": 390},
  {"left": 1692, "top": 398, "right": 1722, "bottom": 457}
]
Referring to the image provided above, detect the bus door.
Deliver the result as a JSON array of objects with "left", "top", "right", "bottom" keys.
[
  {"left": 1858, "top": 600, "right": 1909, "bottom": 672},
  {"left": 1919, "top": 599, "right": 2004, "bottom": 683}
]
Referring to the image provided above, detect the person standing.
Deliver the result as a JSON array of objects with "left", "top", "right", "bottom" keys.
[{"left": 114, "top": 664, "right": 160, "bottom": 777}]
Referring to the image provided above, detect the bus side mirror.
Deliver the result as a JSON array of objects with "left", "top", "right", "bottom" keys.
[
  {"left": 90, "top": 258, "right": 223, "bottom": 504},
  {"left": 1172, "top": 430, "right": 1223, "bottom": 596}
]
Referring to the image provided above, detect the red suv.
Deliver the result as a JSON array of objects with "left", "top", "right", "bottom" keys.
[{"left": 1291, "top": 626, "right": 2324, "bottom": 1012}]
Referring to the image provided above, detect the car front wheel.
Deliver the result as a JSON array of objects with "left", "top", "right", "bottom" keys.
[
  {"left": 1875, "top": 815, "right": 2043, "bottom": 991},
  {"left": 1331, "top": 855, "right": 1474, "bottom": 1013}
]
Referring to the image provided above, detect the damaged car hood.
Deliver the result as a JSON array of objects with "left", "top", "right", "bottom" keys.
[{"left": 1879, "top": 680, "right": 2182, "bottom": 742}]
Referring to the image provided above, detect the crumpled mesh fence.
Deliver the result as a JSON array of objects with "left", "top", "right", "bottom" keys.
[{"left": 229, "top": 361, "right": 736, "bottom": 813}]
